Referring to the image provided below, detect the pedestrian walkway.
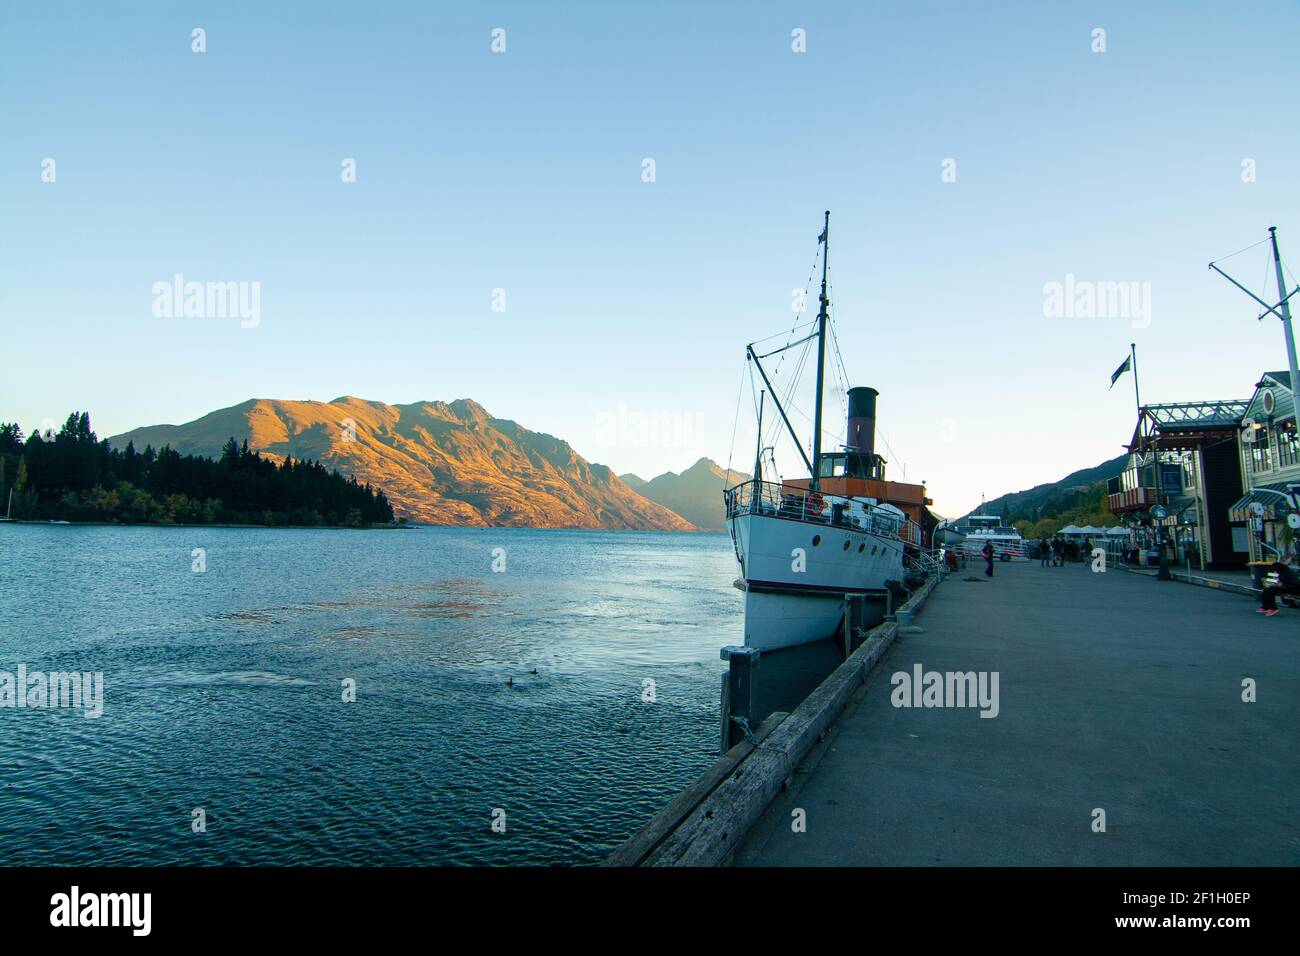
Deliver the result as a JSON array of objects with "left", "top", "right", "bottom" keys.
[{"left": 734, "top": 561, "right": 1298, "bottom": 865}]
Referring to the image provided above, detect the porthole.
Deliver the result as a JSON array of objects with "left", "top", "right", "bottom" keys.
[
  {"left": 812, "top": 535, "right": 821, "bottom": 547},
  {"left": 843, "top": 539, "right": 851, "bottom": 551},
  {"left": 858, "top": 543, "right": 865, "bottom": 553},
  {"left": 871, "top": 545, "right": 878, "bottom": 555}
]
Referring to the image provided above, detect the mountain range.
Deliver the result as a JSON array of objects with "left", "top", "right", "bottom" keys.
[
  {"left": 107, "top": 397, "right": 756, "bottom": 531},
  {"left": 108, "top": 396, "right": 697, "bottom": 530},
  {"left": 104, "top": 395, "right": 1132, "bottom": 533},
  {"left": 620, "top": 458, "right": 749, "bottom": 530}
]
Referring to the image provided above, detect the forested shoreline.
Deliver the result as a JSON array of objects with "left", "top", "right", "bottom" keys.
[{"left": 0, "top": 413, "right": 394, "bottom": 527}]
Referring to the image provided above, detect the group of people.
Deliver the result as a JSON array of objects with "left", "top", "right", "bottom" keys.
[
  {"left": 978, "top": 537, "right": 1095, "bottom": 577},
  {"left": 1036, "top": 537, "right": 1092, "bottom": 567}
]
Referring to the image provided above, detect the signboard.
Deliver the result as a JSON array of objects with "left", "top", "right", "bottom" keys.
[{"left": 1159, "top": 463, "right": 1183, "bottom": 496}]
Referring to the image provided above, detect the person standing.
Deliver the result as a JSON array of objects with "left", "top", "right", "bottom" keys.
[
  {"left": 1039, "top": 540, "right": 1051, "bottom": 566},
  {"left": 982, "top": 539, "right": 995, "bottom": 577},
  {"left": 1052, "top": 536, "right": 1063, "bottom": 567}
]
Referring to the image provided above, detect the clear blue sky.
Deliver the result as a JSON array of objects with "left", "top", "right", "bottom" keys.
[{"left": 2, "top": 1, "right": 1298, "bottom": 517}]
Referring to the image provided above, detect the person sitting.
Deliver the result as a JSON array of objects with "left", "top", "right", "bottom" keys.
[{"left": 1258, "top": 560, "right": 1300, "bottom": 616}]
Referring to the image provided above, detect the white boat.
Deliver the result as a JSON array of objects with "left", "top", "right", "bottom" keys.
[
  {"left": 953, "top": 514, "right": 1026, "bottom": 561},
  {"left": 723, "top": 212, "right": 933, "bottom": 651}
]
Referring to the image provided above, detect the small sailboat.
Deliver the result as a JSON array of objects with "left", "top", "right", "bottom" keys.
[
  {"left": 724, "top": 212, "right": 934, "bottom": 650},
  {"left": 0, "top": 488, "right": 13, "bottom": 522}
]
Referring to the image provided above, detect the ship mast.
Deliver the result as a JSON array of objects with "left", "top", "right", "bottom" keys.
[{"left": 810, "top": 210, "right": 830, "bottom": 490}]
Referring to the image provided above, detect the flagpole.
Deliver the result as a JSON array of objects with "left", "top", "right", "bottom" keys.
[
  {"left": 1129, "top": 341, "right": 1153, "bottom": 566},
  {"left": 1130, "top": 342, "right": 1141, "bottom": 415}
]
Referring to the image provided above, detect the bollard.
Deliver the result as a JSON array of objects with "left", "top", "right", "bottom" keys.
[
  {"left": 719, "top": 645, "right": 761, "bottom": 751},
  {"left": 841, "top": 594, "right": 867, "bottom": 658}
]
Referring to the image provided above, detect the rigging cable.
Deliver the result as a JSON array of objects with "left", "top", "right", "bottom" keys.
[
  {"left": 827, "top": 279, "right": 906, "bottom": 478},
  {"left": 767, "top": 246, "right": 823, "bottom": 383},
  {"left": 724, "top": 352, "right": 750, "bottom": 489},
  {"left": 766, "top": 331, "right": 815, "bottom": 459},
  {"left": 1208, "top": 235, "right": 1271, "bottom": 266}
]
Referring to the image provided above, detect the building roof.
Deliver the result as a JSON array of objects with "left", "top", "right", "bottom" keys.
[
  {"left": 1144, "top": 400, "right": 1250, "bottom": 430},
  {"left": 1244, "top": 371, "right": 1298, "bottom": 423},
  {"left": 1228, "top": 481, "right": 1297, "bottom": 520},
  {"left": 1127, "top": 399, "right": 1250, "bottom": 450}
]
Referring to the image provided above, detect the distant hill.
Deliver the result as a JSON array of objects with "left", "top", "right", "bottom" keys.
[
  {"left": 621, "top": 458, "right": 749, "bottom": 530},
  {"left": 109, "top": 396, "right": 695, "bottom": 531},
  {"left": 969, "top": 454, "right": 1128, "bottom": 535}
]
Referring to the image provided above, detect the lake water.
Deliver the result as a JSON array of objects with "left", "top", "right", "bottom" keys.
[{"left": 0, "top": 525, "right": 742, "bottom": 865}]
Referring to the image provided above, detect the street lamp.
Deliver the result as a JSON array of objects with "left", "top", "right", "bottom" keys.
[{"left": 1151, "top": 503, "right": 1171, "bottom": 580}]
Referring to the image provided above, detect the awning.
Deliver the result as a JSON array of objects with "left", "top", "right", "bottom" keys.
[{"left": 1229, "top": 483, "right": 1297, "bottom": 521}]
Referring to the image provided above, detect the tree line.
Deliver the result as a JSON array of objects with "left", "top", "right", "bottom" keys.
[
  {"left": 1005, "top": 481, "right": 1118, "bottom": 540},
  {"left": 0, "top": 412, "right": 394, "bottom": 527}
]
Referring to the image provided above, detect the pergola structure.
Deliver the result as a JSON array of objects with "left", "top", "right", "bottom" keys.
[{"left": 1127, "top": 400, "right": 1249, "bottom": 451}]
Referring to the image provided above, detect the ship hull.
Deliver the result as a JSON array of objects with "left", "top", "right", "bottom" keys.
[{"left": 729, "top": 511, "right": 903, "bottom": 651}]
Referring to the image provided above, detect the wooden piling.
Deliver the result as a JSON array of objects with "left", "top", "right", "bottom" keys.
[{"left": 719, "top": 645, "right": 760, "bottom": 751}]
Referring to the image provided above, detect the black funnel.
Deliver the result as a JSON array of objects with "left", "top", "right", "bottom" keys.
[{"left": 846, "top": 386, "right": 878, "bottom": 457}]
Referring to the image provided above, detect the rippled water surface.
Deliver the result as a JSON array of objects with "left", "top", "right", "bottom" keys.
[{"left": 0, "top": 525, "right": 739, "bottom": 865}]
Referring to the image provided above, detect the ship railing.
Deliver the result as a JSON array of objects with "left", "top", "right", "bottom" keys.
[
  {"left": 906, "top": 547, "right": 947, "bottom": 580},
  {"left": 723, "top": 478, "right": 912, "bottom": 540},
  {"left": 724, "top": 479, "right": 821, "bottom": 522},
  {"left": 900, "top": 515, "right": 923, "bottom": 547}
]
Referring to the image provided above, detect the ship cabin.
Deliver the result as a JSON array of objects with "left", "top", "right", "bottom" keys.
[
  {"left": 779, "top": 387, "right": 932, "bottom": 542},
  {"left": 724, "top": 385, "right": 934, "bottom": 545}
]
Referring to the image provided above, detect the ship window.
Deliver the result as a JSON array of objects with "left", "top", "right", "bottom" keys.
[
  {"left": 858, "top": 543, "right": 865, "bottom": 553},
  {"left": 871, "top": 545, "right": 878, "bottom": 555},
  {"left": 817, "top": 452, "right": 847, "bottom": 479},
  {"left": 812, "top": 535, "right": 821, "bottom": 547},
  {"left": 843, "top": 539, "right": 851, "bottom": 550}
]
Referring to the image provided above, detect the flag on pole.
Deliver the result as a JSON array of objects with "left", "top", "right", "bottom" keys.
[{"left": 1109, "top": 354, "right": 1132, "bottom": 389}]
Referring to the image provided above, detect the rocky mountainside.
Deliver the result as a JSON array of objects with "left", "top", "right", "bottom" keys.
[{"left": 108, "top": 396, "right": 696, "bottom": 530}]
